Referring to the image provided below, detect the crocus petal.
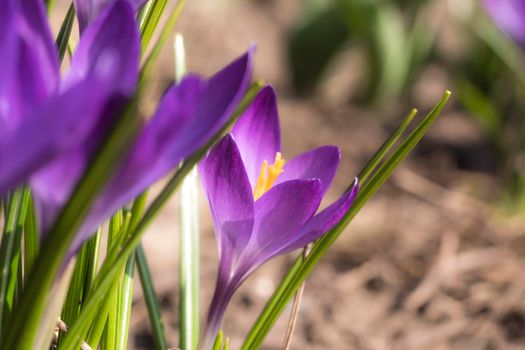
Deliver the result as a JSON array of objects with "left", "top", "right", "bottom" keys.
[
  {"left": 0, "top": 1, "right": 15, "bottom": 63},
  {"left": 200, "top": 134, "right": 254, "bottom": 266},
  {"left": 231, "top": 85, "right": 281, "bottom": 188},
  {"left": 17, "top": 0, "right": 59, "bottom": 70},
  {"left": 112, "top": 76, "right": 205, "bottom": 191},
  {"left": 0, "top": 0, "right": 59, "bottom": 129},
  {"left": 203, "top": 263, "right": 241, "bottom": 349},
  {"left": 70, "top": 76, "right": 205, "bottom": 245},
  {"left": 274, "top": 145, "right": 340, "bottom": 195},
  {"left": 109, "top": 48, "right": 254, "bottom": 183},
  {"left": 66, "top": 0, "right": 140, "bottom": 94},
  {"left": 75, "top": 0, "right": 148, "bottom": 32},
  {"left": 148, "top": 47, "right": 254, "bottom": 166},
  {"left": 1, "top": 78, "right": 108, "bottom": 197},
  {"left": 183, "top": 47, "right": 255, "bottom": 160},
  {"left": 0, "top": 3, "right": 17, "bottom": 126},
  {"left": 31, "top": 0, "right": 140, "bottom": 234},
  {"left": 238, "top": 179, "right": 322, "bottom": 274},
  {"left": 68, "top": 48, "right": 253, "bottom": 251},
  {"left": 484, "top": 0, "right": 525, "bottom": 46},
  {"left": 278, "top": 179, "right": 358, "bottom": 255}
]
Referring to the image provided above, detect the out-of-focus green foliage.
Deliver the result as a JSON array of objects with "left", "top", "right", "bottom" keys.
[
  {"left": 454, "top": 7, "right": 525, "bottom": 209},
  {"left": 288, "top": 3, "right": 348, "bottom": 94},
  {"left": 288, "top": 0, "right": 525, "bottom": 208},
  {"left": 288, "top": 0, "right": 437, "bottom": 102}
]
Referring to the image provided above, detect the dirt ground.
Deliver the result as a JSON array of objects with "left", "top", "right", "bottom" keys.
[{"left": 52, "top": 0, "right": 525, "bottom": 349}]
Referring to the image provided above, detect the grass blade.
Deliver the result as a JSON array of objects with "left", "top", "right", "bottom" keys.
[
  {"left": 212, "top": 330, "right": 224, "bottom": 350},
  {"left": 23, "top": 193, "right": 39, "bottom": 279},
  {"left": 137, "top": 1, "right": 153, "bottom": 27},
  {"left": 140, "top": 0, "right": 169, "bottom": 54},
  {"left": 102, "top": 212, "right": 128, "bottom": 350},
  {"left": 5, "top": 187, "right": 30, "bottom": 310},
  {"left": 140, "top": 0, "right": 186, "bottom": 88},
  {"left": 59, "top": 227, "right": 102, "bottom": 347},
  {"left": 102, "top": 284, "right": 118, "bottom": 350},
  {"left": 136, "top": 245, "right": 168, "bottom": 349},
  {"left": 82, "top": 229, "right": 102, "bottom": 300},
  {"left": 0, "top": 188, "right": 23, "bottom": 336},
  {"left": 55, "top": 4, "right": 75, "bottom": 63},
  {"left": 86, "top": 278, "right": 118, "bottom": 349},
  {"left": 58, "top": 236, "right": 99, "bottom": 346},
  {"left": 129, "top": 191, "right": 170, "bottom": 350},
  {"left": 357, "top": 108, "right": 417, "bottom": 184},
  {"left": 87, "top": 213, "right": 129, "bottom": 350}
]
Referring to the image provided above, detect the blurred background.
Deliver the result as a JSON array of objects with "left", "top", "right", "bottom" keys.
[{"left": 55, "top": 0, "right": 525, "bottom": 348}]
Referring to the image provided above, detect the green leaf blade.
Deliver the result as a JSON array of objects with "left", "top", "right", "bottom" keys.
[{"left": 136, "top": 245, "right": 168, "bottom": 350}]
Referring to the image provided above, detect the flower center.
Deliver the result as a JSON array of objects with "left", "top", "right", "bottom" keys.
[{"left": 253, "top": 152, "right": 286, "bottom": 200}]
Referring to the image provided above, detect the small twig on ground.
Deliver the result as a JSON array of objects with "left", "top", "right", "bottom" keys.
[
  {"left": 281, "top": 244, "right": 312, "bottom": 350},
  {"left": 392, "top": 167, "right": 491, "bottom": 219}
]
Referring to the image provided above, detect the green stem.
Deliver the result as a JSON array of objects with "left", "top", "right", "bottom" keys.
[
  {"left": 175, "top": 32, "right": 200, "bottom": 350},
  {"left": 179, "top": 167, "right": 200, "bottom": 350}
]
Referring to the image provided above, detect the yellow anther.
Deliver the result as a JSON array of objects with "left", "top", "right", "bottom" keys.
[
  {"left": 253, "top": 152, "right": 286, "bottom": 200},
  {"left": 253, "top": 161, "right": 269, "bottom": 200}
]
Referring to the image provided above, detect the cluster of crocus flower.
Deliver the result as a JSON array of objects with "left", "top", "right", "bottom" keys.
[
  {"left": 200, "top": 85, "right": 358, "bottom": 345},
  {"left": 1, "top": 0, "right": 253, "bottom": 254},
  {"left": 2, "top": 0, "right": 358, "bottom": 347},
  {"left": 484, "top": 0, "right": 525, "bottom": 47}
]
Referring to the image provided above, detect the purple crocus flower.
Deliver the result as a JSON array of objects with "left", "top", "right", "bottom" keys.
[
  {"left": 0, "top": 0, "right": 138, "bottom": 196},
  {"left": 74, "top": 0, "right": 148, "bottom": 32},
  {"left": 1, "top": 0, "right": 254, "bottom": 259},
  {"left": 33, "top": 46, "right": 254, "bottom": 253},
  {"left": 484, "top": 0, "right": 525, "bottom": 47},
  {"left": 200, "top": 85, "right": 358, "bottom": 345}
]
